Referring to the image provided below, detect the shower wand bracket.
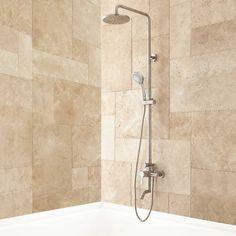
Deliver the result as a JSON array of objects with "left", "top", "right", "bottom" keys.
[
  {"left": 150, "top": 53, "right": 158, "bottom": 62},
  {"left": 142, "top": 99, "right": 156, "bottom": 106}
]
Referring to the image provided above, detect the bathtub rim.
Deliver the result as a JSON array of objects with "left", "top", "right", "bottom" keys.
[{"left": 0, "top": 202, "right": 235, "bottom": 234}]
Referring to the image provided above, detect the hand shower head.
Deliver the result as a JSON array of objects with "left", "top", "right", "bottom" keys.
[
  {"left": 132, "top": 72, "right": 146, "bottom": 101},
  {"left": 132, "top": 72, "right": 144, "bottom": 85}
]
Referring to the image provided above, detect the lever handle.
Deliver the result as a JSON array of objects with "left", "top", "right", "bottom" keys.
[{"left": 139, "top": 171, "right": 144, "bottom": 185}]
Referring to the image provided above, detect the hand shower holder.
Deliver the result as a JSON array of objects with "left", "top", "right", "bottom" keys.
[{"left": 142, "top": 99, "right": 156, "bottom": 106}]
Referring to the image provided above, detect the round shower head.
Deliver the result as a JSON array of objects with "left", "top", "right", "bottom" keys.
[
  {"left": 102, "top": 14, "right": 130, "bottom": 24},
  {"left": 132, "top": 72, "right": 144, "bottom": 85}
]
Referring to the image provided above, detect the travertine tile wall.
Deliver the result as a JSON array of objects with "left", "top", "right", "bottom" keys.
[
  {"left": 0, "top": 0, "right": 101, "bottom": 218},
  {"left": 101, "top": 0, "right": 236, "bottom": 224}
]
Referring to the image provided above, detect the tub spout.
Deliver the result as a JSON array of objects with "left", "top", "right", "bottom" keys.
[{"left": 140, "top": 189, "right": 151, "bottom": 200}]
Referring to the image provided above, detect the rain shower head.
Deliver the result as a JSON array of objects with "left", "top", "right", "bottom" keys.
[
  {"left": 132, "top": 72, "right": 146, "bottom": 101},
  {"left": 102, "top": 14, "right": 130, "bottom": 24}
]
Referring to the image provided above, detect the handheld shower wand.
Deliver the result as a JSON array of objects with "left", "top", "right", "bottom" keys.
[{"left": 132, "top": 72, "right": 146, "bottom": 101}]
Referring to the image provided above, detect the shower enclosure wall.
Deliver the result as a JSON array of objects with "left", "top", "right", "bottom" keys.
[
  {"left": 0, "top": 0, "right": 235, "bottom": 226},
  {"left": 0, "top": 0, "right": 101, "bottom": 218}
]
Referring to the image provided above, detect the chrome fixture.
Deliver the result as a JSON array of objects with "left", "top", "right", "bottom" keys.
[
  {"left": 103, "top": 5, "right": 165, "bottom": 222},
  {"left": 132, "top": 72, "right": 146, "bottom": 101}
]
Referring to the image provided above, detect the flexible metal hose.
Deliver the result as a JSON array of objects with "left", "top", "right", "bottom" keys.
[{"left": 134, "top": 106, "right": 155, "bottom": 222}]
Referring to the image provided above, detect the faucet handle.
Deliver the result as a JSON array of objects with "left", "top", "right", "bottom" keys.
[{"left": 139, "top": 171, "right": 144, "bottom": 185}]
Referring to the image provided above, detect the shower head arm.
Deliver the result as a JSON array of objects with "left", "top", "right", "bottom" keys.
[{"left": 115, "top": 4, "right": 150, "bottom": 19}]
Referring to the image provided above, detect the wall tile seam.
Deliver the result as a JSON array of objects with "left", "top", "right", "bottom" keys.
[
  {"left": 32, "top": 187, "right": 90, "bottom": 199},
  {"left": 31, "top": 72, "right": 100, "bottom": 89},
  {"left": 169, "top": 109, "right": 236, "bottom": 114},
  {"left": 0, "top": 187, "right": 32, "bottom": 194},
  {"left": 170, "top": 0, "right": 190, "bottom": 8},
  {"left": 190, "top": 167, "right": 236, "bottom": 174},
  {"left": 0, "top": 72, "right": 32, "bottom": 82},
  {"left": 0, "top": 24, "right": 32, "bottom": 37},
  {"left": 114, "top": 137, "right": 191, "bottom": 142},
  {"left": 32, "top": 48, "right": 89, "bottom": 67},
  {"left": 114, "top": 91, "right": 117, "bottom": 162},
  {"left": 191, "top": 17, "right": 236, "bottom": 30},
  {"left": 170, "top": 47, "right": 236, "bottom": 61}
]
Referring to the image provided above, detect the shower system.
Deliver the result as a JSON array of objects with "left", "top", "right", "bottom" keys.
[{"left": 102, "top": 5, "right": 165, "bottom": 222}]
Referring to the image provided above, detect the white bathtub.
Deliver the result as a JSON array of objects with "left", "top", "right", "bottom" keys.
[{"left": 0, "top": 202, "right": 235, "bottom": 236}]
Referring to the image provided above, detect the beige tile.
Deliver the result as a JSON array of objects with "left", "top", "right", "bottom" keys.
[
  {"left": 119, "top": 0, "right": 149, "bottom": 13},
  {"left": 170, "top": 1, "right": 191, "bottom": 58},
  {"left": 0, "top": 74, "right": 32, "bottom": 124},
  {"left": 170, "top": 0, "right": 188, "bottom": 7},
  {"left": 150, "top": 0, "right": 169, "bottom": 37},
  {"left": 170, "top": 113, "right": 192, "bottom": 140},
  {"left": 0, "top": 49, "right": 18, "bottom": 76},
  {"left": 72, "top": 125, "right": 101, "bottom": 167},
  {"left": 132, "top": 0, "right": 169, "bottom": 40},
  {"left": 132, "top": 190, "right": 169, "bottom": 213},
  {"left": 33, "top": 0, "right": 72, "bottom": 58},
  {"left": 33, "top": 125, "right": 72, "bottom": 197},
  {"left": 14, "top": 190, "right": 32, "bottom": 216},
  {"left": 191, "top": 0, "right": 236, "bottom": 28},
  {"left": 102, "top": 160, "right": 131, "bottom": 205},
  {"left": 191, "top": 169, "right": 236, "bottom": 224},
  {"left": 88, "top": 45, "right": 101, "bottom": 87},
  {"left": 0, "top": 25, "right": 18, "bottom": 53},
  {"left": 132, "top": 35, "right": 169, "bottom": 89},
  {"left": 170, "top": 50, "right": 236, "bottom": 112},
  {"left": 33, "top": 189, "right": 89, "bottom": 212},
  {"left": 101, "top": 0, "right": 118, "bottom": 17},
  {"left": 72, "top": 38, "right": 89, "bottom": 64},
  {"left": 14, "top": 167, "right": 32, "bottom": 192},
  {"left": 0, "top": 167, "right": 32, "bottom": 194},
  {"left": 33, "top": 50, "right": 88, "bottom": 85},
  {"left": 210, "top": 0, "right": 236, "bottom": 25},
  {"left": 102, "top": 92, "right": 115, "bottom": 115},
  {"left": 72, "top": 167, "right": 89, "bottom": 190},
  {"left": 116, "top": 89, "right": 169, "bottom": 139},
  {"left": 53, "top": 79, "right": 74, "bottom": 125},
  {"left": 115, "top": 138, "right": 148, "bottom": 163},
  {"left": 116, "top": 90, "right": 142, "bottom": 139},
  {"left": 0, "top": 193, "right": 14, "bottom": 219},
  {"left": 18, "top": 33, "right": 32, "bottom": 79},
  {"left": 33, "top": 75, "right": 54, "bottom": 124},
  {"left": 0, "top": 169, "right": 15, "bottom": 193},
  {"left": 73, "top": 0, "right": 100, "bottom": 47},
  {"left": 192, "top": 112, "right": 236, "bottom": 172},
  {"left": 0, "top": 124, "right": 32, "bottom": 168},
  {"left": 54, "top": 80, "right": 100, "bottom": 126},
  {"left": 0, "top": 0, "right": 32, "bottom": 35},
  {"left": 89, "top": 166, "right": 101, "bottom": 202},
  {"left": 101, "top": 115, "right": 115, "bottom": 160},
  {"left": 101, "top": 24, "right": 131, "bottom": 92},
  {"left": 191, "top": 20, "right": 236, "bottom": 56},
  {"left": 169, "top": 194, "right": 190, "bottom": 216},
  {"left": 191, "top": 0, "right": 211, "bottom": 28},
  {"left": 153, "top": 140, "right": 191, "bottom": 195},
  {"left": 0, "top": 75, "right": 32, "bottom": 109}
]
